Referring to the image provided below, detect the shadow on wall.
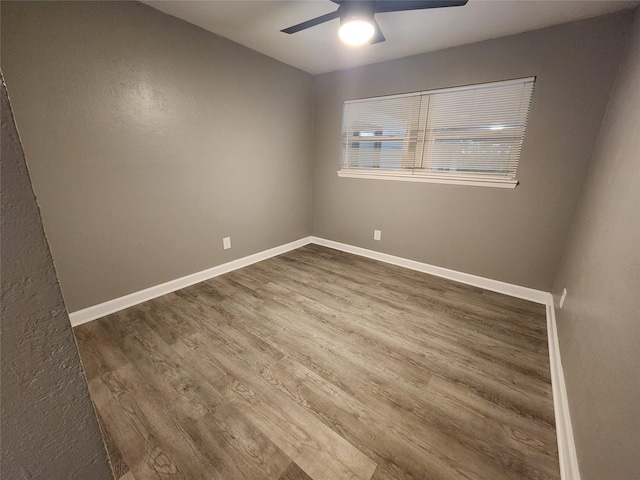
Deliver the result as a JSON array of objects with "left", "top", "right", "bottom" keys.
[{"left": 0, "top": 75, "right": 112, "bottom": 479}]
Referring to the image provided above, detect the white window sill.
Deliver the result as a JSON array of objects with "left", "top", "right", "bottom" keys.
[{"left": 337, "top": 170, "right": 518, "bottom": 189}]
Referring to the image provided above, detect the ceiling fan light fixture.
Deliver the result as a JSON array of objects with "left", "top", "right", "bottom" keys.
[
  {"left": 281, "top": 1, "right": 469, "bottom": 45},
  {"left": 338, "top": 18, "right": 375, "bottom": 46}
]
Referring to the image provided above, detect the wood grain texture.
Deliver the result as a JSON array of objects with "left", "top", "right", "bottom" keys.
[
  {"left": 279, "top": 462, "right": 314, "bottom": 480},
  {"left": 95, "top": 410, "right": 130, "bottom": 479},
  {"left": 75, "top": 244, "right": 560, "bottom": 480}
]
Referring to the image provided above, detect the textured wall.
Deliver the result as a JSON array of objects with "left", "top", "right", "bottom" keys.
[
  {"left": 1, "top": 1, "right": 313, "bottom": 312},
  {"left": 552, "top": 8, "right": 640, "bottom": 480},
  {"left": 0, "top": 76, "right": 112, "bottom": 479},
  {"left": 312, "top": 12, "right": 633, "bottom": 291}
]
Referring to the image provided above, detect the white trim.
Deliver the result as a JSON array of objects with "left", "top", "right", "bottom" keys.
[
  {"left": 338, "top": 170, "right": 518, "bottom": 188},
  {"left": 344, "top": 76, "right": 537, "bottom": 103},
  {"left": 345, "top": 90, "right": 425, "bottom": 103},
  {"left": 421, "top": 76, "right": 536, "bottom": 96},
  {"left": 69, "top": 235, "right": 547, "bottom": 325},
  {"left": 68, "top": 237, "right": 314, "bottom": 327},
  {"left": 310, "top": 237, "right": 548, "bottom": 304},
  {"left": 545, "top": 296, "right": 581, "bottom": 480}
]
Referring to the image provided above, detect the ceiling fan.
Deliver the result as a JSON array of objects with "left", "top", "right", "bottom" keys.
[{"left": 281, "top": 0, "right": 469, "bottom": 46}]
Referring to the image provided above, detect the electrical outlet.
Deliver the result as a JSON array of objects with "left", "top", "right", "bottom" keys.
[
  {"left": 223, "top": 237, "right": 231, "bottom": 250},
  {"left": 559, "top": 288, "right": 567, "bottom": 309},
  {"left": 374, "top": 229, "right": 382, "bottom": 241}
]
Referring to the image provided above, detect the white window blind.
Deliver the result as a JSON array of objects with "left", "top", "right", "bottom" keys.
[
  {"left": 341, "top": 95, "right": 426, "bottom": 171},
  {"left": 339, "top": 77, "right": 535, "bottom": 188}
]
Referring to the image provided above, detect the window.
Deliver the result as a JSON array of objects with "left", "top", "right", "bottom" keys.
[{"left": 339, "top": 77, "right": 535, "bottom": 188}]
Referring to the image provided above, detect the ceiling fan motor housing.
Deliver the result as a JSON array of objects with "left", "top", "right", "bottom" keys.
[{"left": 338, "top": 1, "right": 376, "bottom": 26}]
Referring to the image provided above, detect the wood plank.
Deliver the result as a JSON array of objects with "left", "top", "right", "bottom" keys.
[
  {"left": 88, "top": 368, "right": 214, "bottom": 480},
  {"left": 96, "top": 410, "right": 131, "bottom": 479},
  {"left": 75, "top": 245, "right": 559, "bottom": 480},
  {"left": 236, "top": 281, "right": 554, "bottom": 425},
  {"left": 194, "top": 287, "right": 553, "bottom": 478},
  {"left": 279, "top": 462, "right": 314, "bottom": 480},
  {"left": 263, "top": 354, "right": 522, "bottom": 480},
  {"left": 100, "top": 310, "right": 225, "bottom": 421},
  {"left": 74, "top": 320, "right": 129, "bottom": 381},
  {"left": 173, "top": 332, "right": 378, "bottom": 480}
]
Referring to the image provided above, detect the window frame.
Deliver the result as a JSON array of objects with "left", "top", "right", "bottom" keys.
[{"left": 338, "top": 77, "right": 536, "bottom": 189}]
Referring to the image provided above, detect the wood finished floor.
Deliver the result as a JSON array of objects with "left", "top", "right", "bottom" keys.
[{"left": 75, "top": 244, "right": 560, "bottom": 480}]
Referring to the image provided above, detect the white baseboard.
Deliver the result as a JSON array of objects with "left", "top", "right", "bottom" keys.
[
  {"left": 68, "top": 236, "right": 314, "bottom": 327},
  {"left": 545, "top": 297, "right": 581, "bottom": 480},
  {"left": 70, "top": 235, "right": 549, "bottom": 324},
  {"left": 310, "top": 237, "right": 550, "bottom": 305},
  {"left": 69, "top": 234, "right": 578, "bottom": 480}
]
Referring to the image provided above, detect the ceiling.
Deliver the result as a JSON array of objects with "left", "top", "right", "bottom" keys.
[{"left": 142, "top": 0, "right": 639, "bottom": 75}]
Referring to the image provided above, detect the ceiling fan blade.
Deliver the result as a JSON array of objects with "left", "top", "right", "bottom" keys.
[
  {"left": 281, "top": 10, "right": 341, "bottom": 34},
  {"left": 374, "top": 0, "right": 468, "bottom": 14},
  {"left": 369, "top": 18, "right": 386, "bottom": 44}
]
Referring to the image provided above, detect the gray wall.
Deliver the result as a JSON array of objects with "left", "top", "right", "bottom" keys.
[
  {"left": 1, "top": 77, "right": 112, "bottom": 479},
  {"left": 552, "top": 9, "right": 640, "bottom": 480},
  {"left": 1, "top": 1, "right": 313, "bottom": 312},
  {"left": 1, "top": 2, "right": 634, "bottom": 308},
  {"left": 2, "top": 2, "right": 638, "bottom": 478},
  {"left": 312, "top": 11, "right": 633, "bottom": 291}
]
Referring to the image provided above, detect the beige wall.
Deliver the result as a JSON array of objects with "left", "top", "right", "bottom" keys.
[
  {"left": 1, "top": 1, "right": 313, "bottom": 312},
  {"left": 312, "top": 11, "right": 633, "bottom": 291},
  {"left": 552, "top": 9, "right": 640, "bottom": 480},
  {"left": 1, "top": 76, "right": 112, "bottom": 479}
]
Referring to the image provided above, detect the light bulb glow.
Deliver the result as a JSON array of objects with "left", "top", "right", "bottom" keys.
[{"left": 339, "top": 20, "right": 374, "bottom": 46}]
